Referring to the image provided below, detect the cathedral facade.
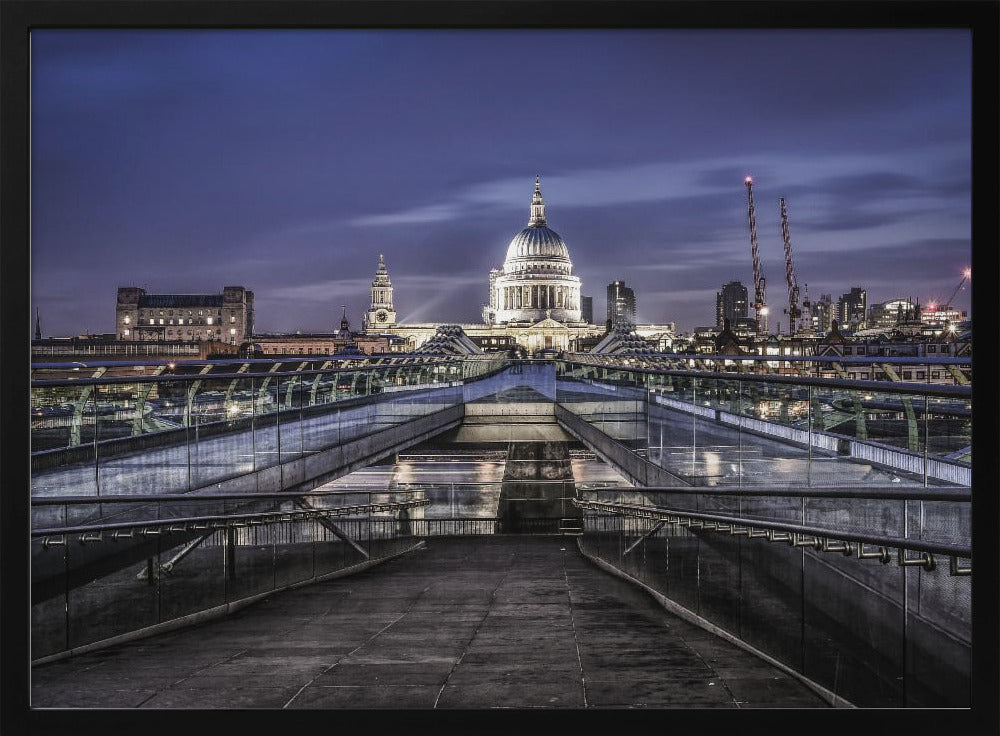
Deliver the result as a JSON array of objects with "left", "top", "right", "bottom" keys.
[
  {"left": 482, "top": 176, "right": 584, "bottom": 326},
  {"left": 363, "top": 178, "right": 611, "bottom": 353}
]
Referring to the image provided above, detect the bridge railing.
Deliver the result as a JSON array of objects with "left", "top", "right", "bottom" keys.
[
  {"left": 31, "top": 488, "right": 427, "bottom": 663},
  {"left": 574, "top": 485, "right": 971, "bottom": 708},
  {"left": 563, "top": 351, "right": 971, "bottom": 384},
  {"left": 556, "top": 358, "right": 971, "bottom": 487},
  {"left": 30, "top": 354, "right": 506, "bottom": 498}
]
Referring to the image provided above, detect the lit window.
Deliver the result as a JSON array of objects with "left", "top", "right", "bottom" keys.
[
  {"left": 230, "top": 316, "right": 236, "bottom": 323},
  {"left": 123, "top": 316, "right": 130, "bottom": 324},
  {"left": 207, "top": 317, "right": 213, "bottom": 325},
  {"left": 178, "top": 318, "right": 184, "bottom": 325},
  {"left": 149, "top": 319, "right": 155, "bottom": 325},
  {"left": 123, "top": 329, "right": 130, "bottom": 336},
  {"left": 230, "top": 328, "right": 236, "bottom": 335},
  {"left": 199, "top": 310, "right": 203, "bottom": 316},
  {"left": 159, "top": 319, "right": 164, "bottom": 325}
]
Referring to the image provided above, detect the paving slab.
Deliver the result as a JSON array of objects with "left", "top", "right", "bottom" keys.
[
  {"left": 287, "top": 684, "right": 440, "bottom": 709},
  {"left": 32, "top": 536, "right": 828, "bottom": 709}
]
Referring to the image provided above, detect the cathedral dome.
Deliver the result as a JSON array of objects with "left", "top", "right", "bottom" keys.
[
  {"left": 501, "top": 176, "right": 573, "bottom": 274},
  {"left": 487, "top": 176, "right": 583, "bottom": 327},
  {"left": 504, "top": 225, "right": 571, "bottom": 266}
]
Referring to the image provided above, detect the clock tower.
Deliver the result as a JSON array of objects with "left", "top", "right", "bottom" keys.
[{"left": 364, "top": 253, "right": 397, "bottom": 330}]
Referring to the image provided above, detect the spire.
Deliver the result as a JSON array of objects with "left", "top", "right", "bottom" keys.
[
  {"left": 372, "top": 253, "right": 391, "bottom": 286},
  {"left": 35, "top": 307, "right": 41, "bottom": 341},
  {"left": 528, "top": 174, "right": 547, "bottom": 227}
]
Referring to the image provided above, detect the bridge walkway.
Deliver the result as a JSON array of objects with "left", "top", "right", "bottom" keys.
[{"left": 31, "top": 536, "right": 827, "bottom": 709}]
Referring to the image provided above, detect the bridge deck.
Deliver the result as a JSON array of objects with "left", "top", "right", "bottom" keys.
[{"left": 32, "top": 537, "right": 828, "bottom": 709}]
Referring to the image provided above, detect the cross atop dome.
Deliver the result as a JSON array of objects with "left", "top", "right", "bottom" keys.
[{"left": 528, "top": 175, "right": 547, "bottom": 227}]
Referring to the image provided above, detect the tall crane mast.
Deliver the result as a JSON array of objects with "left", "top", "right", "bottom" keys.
[
  {"left": 745, "top": 177, "right": 768, "bottom": 334},
  {"left": 943, "top": 268, "right": 971, "bottom": 309},
  {"left": 779, "top": 197, "right": 801, "bottom": 335}
]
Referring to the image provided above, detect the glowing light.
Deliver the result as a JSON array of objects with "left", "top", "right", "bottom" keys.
[
  {"left": 759, "top": 306, "right": 769, "bottom": 315},
  {"left": 928, "top": 302, "right": 937, "bottom": 311},
  {"left": 962, "top": 268, "right": 971, "bottom": 279},
  {"left": 745, "top": 176, "right": 753, "bottom": 184}
]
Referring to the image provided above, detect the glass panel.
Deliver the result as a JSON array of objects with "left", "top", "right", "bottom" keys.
[
  {"left": 253, "top": 374, "right": 281, "bottom": 473},
  {"left": 158, "top": 529, "right": 228, "bottom": 622},
  {"left": 31, "top": 383, "right": 99, "bottom": 498},
  {"left": 67, "top": 544, "right": 160, "bottom": 649},
  {"left": 273, "top": 514, "right": 315, "bottom": 588},
  {"left": 31, "top": 534, "right": 68, "bottom": 660}
]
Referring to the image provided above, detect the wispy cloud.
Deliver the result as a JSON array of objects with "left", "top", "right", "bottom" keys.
[
  {"left": 268, "top": 278, "right": 372, "bottom": 302},
  {"left": 348, "top": 145, "right": 965, "bottom": 230}
]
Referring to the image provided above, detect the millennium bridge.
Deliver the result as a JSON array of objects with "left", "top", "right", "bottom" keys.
[{"left": 29, "top": 351, "right": 972, "bottom": 709}]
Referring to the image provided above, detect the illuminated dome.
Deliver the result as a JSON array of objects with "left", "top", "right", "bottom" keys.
[
  {"left": 504, "top": 233, "right": 572, "bottom": 275},
  {"left": 502, "top": 178, "right": 573, "bottom": 273},
  {"left": 485, "top": 176, "right": 583, "bottom": 325}
]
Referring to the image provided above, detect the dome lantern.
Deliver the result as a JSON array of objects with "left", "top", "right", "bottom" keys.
[{"left": 528, "top": 174, "right": 547, "bottom": 227}]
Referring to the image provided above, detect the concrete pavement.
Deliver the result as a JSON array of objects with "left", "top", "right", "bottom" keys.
[{"left": 32, "top": 536, "right": 828, "bottom": 709}]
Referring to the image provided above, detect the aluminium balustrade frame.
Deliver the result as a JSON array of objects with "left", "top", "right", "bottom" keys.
[
  {"left": 577, "top": 485, "right": 971, "bottom": 502},
  {"left": 31, "top": 488, "right": 430, "bottom": 505},
  {"left": 32, "top": 499, "right": 429, "bottom": 540},
  {"left": 31, "top": 366, "right": 473, "bottom": 388},
  {"left": 31, "top": 355, "right": 505, "bottom": 388},
  {"left": 562, "top": 352, "right": 971, "bottom": 366},
  {"left": 574, "top": 499, "right": 971, "bottom": 559},
  {"left": 31, "top": 352, "right": 504, "bottom": 371},
  {"left": 558, "top": 361, "right": 971, "bottom": 398}
]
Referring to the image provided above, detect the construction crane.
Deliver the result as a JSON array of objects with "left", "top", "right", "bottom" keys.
[
  {"left": 745, "top": 176, "right": 768, "bottom": 334},
  {"left": 927, "top": 268, "right": 971, "bottom": 318},
  {"left": 943, "top": 268, "right": 971, "bottom": 309},
  {"left": 779, "top": 197, "right": 801, "bottom": 335}
]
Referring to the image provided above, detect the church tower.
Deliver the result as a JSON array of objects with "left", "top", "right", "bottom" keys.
[{"left": 364, "top": 253, "right": 396, "bottom": 330}]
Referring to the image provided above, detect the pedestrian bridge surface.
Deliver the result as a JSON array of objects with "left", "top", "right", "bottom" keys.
[{"left": 32, "top": 536, "right": 827, "bottom": 709}]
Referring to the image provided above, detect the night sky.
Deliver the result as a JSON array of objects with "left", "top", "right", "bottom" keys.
[{"left": 31, "top": 30, "right": 971, "bottom": 336}]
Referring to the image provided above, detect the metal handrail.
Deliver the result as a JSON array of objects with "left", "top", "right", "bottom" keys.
[
  {"left": 31, "top": 369, "right": 472, "bottom": 389},
  {"left": 31, "top": 488, "right": 427, "bottom": 506},
  {"left": 559, "top": 363, "right": 971, "bottom": 397},
  {"left": 31, "top": 353, "right": 501, "bottom": 371},
  {"left": 563, "top": 353, "right": 971, "bottom": 366},
  {"left": 578, "top": 485, "right": 972, "bottom": 502},
  {"left": 32, "top": 499, "right": 429, "bottom": 538},
  {"left": 574, "top": 499, "right": 971, "bottom": 558}
]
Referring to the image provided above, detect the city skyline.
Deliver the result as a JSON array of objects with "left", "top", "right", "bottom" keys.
[{"left": 31, "top": 29, "right": 971, "bottom": 336}]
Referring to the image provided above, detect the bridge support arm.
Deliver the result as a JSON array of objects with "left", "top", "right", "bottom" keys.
[
  {"left": 136, "top": 529, "right": 216, "bottom": 579},
  {"left": 623, "top": 520, "right": 666, "bottom": 557},
  {"left": 295, "top": 498, "right": 369, "bottom": 559},
  {"left": 946, "top": 364, "right": 970, "bottom": 386}
]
